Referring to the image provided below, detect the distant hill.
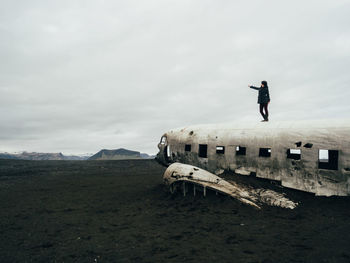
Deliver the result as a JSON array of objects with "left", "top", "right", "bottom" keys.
[
  {"left": 88, "top": 148, "right": 154, "bottom": 160},
  {"left": 0, "top": 152, "right": 91, "bottom": 161},
  {"left": 0, "top": 153, "right": 19, "bottom": 160},
  {"left": 0, "top": 149, "right": 154, "bottom": 161}
]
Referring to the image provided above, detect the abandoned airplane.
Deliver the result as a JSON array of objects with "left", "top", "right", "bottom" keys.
[{"left": 156, "top": 119, "right": 350, "bottom": 209}]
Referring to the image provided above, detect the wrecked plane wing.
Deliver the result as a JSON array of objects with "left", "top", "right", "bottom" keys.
[
  {"left": 164, "top": 163, "right": 298, "bottom": 209},
  {"left": 164, "top": 163, "right": 261, "bottom": 209},
  {"left": 157, "top": 119, "right": 350, "bottom": 206}
]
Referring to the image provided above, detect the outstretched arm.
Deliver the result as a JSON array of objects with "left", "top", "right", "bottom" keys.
[{"left": 249, "top": 85, "right": 260, "bottom": 90}]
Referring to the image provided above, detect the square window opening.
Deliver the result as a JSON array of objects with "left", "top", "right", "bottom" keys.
[
  {"left": 287, "top": 149, "right": 301, "bottom": 160},
  {"left": 216, "top": 146, "right": 225, "bottom": 154},
  {"left": 259, "top": 148, "right": 271, "bottom": 157},
  {"left": 198, "top": 144, "right": 208, "bottom": 158},
  {"left": 236, "top": 146, "right": 246, "bottom": 156},
  {"left": 185, "top": 144, "right": 191, "bottom": 152},
  {"left": 318, "top": 150, "right": 338, "bottom": 170}
]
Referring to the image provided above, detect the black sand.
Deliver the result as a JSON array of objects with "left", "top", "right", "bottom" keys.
[{"left": 0, "top": 159, "right": 349, "bottom": 263}]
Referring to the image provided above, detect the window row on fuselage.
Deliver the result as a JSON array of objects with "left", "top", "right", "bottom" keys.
[{"left": 183, "top": 143, "right": 339, "bottom": 171}]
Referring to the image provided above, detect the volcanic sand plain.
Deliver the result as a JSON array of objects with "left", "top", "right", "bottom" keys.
[{"left": 0, "top": 159, "right": 350, "bottom": 262}]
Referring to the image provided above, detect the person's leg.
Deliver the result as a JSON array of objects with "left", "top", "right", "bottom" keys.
[
  {"left": 264, "top": 103, "right": 269, "bottom": 121},
  {"left": 259, "top": 104, "right": 265, "bottom": 120}
]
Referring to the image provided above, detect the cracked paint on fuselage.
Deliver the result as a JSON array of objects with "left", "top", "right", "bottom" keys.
[{"left": 157, "top": 120, "right": 350, "bottom": 196}]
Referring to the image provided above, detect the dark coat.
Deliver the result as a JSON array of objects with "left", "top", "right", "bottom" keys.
[{"left": 250, "top": 86, "right": 270, "bottom": 104}]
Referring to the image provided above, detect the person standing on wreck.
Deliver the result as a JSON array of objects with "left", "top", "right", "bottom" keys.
[{"left": 249, "top": 80, "right": 271, "bottom": 122}]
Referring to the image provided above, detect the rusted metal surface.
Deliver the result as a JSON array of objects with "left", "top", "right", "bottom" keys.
[{"left": 157, "top": 120, "right": 350, "bottom": 197}]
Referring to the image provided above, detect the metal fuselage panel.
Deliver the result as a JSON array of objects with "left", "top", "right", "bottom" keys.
[{"left": 157, "top": 121, "right": 350, "bottom": 196}]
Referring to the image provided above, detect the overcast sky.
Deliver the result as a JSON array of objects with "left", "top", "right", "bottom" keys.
[{"left": 1, "top": 0, "right": 350, "bottom": 155}]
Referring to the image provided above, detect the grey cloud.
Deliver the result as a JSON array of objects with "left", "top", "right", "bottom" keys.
[{"left": 1, "top": 0, "right": 350, "bottom": 154}]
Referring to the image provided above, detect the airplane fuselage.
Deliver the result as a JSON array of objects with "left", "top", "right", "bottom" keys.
[{"left": 156, "top": 120, "right": 350, "bottom": 196}]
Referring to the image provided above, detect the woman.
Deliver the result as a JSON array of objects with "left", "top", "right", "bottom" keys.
[{"left": 249, "top": 80, "right": 270, "bottom": 122}]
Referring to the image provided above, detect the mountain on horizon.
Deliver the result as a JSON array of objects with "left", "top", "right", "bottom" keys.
[
  {"left": 88, "top": 148, "right": 154, "bottom": 160},
  {"left": 0, "top": 148, "right": 154, "bottom": 161},
  {"left": 0, "top": 152, "right": 90, "bottom": 161}
]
